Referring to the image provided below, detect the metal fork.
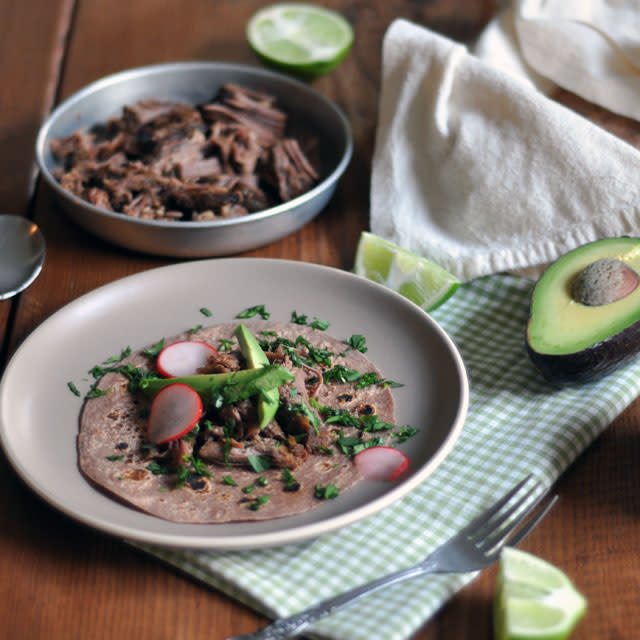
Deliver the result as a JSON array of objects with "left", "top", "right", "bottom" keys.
[{"left": 226, "top": 475, "right": 557, "bottom": 640}]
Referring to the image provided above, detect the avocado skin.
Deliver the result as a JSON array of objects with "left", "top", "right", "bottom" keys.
[{"left": 526, "top": 319, "right": 640, "bottom": 385}]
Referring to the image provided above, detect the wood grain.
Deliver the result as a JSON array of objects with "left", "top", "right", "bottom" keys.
[{"left": 1, "top": 1, "right": 639, "bottom": 638}]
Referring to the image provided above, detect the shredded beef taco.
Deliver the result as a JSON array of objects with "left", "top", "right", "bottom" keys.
[{"left": 78, "top": 320, "right": 403, "bottom": 523}]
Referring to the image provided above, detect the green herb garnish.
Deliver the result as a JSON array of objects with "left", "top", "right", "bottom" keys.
[
  {"left": 143, "top": 339, "right": 165, "bottom": 359},
  {"left": 395, "top": 426, "right": 419, "bottom": 442},
  {"left": 323, "top": 365, "right": 361, "bottom": 384},
  {"left": 237, "top": 304, "right": 270, "bottom": 319},
  {"left": 218, "top": 338, "right": 234, "bottom": 352},
  {"left": 67, "top": 381, "right": 81, "bottom": 397},
  {"left": 315, "top": 483, "right": 340, "bottom": 500},
  {"left": 282, "top": 468, "right": 301, "bottom": 492},
  {"left": 147, "top": 461, "right": 171, "bottom": 475},
  {"left": 248, "top": 455, "right": 273, "bottom": 473},
  {"left": 346, "top": 334, "right": 368, "bottom": 353},
  {"left": 249, "top": 495, "right": 270, "bottom": 511},
  {"left": 310, "top": 317, "right": 330, "bottom": 330}
]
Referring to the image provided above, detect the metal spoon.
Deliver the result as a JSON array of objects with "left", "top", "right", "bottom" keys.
[{"left": 0, "top": 215, "right": 46, "bottom": 300}]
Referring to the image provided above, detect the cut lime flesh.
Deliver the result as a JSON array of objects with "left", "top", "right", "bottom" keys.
[
  {"left": 353, "top": 231, "right": 460, "bottom": 311},
  {"left": 247, "top": 3, "right": 354, "bottom": 77},
  {"left": 495, "top": 548, "right": 587, "bottom": 640}
]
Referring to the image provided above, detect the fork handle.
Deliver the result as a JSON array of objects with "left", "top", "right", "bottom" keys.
[{"left": 244, "top": 557, "right": 438, "bottom": 640}]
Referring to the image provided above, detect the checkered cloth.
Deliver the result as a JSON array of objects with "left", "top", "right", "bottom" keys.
[{"left": 137, "top": 274, "right": 640, "bottom": 639}]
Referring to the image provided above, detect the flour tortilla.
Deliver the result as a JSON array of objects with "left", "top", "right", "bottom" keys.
[{"left": 78, "top": 321, "right": 397, "bottom": 523}]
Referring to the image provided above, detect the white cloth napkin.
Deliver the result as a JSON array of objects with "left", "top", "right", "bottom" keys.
[
  {"left": 476, "top": 0, "right": 640, "bottom": 120},
  {"left": 370, "top": 4, "right": 640, "bottom": 282}
]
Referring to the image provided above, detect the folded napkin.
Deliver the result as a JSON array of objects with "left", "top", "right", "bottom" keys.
[
  {"left": 475, "top": 0, "right": 640, "bottom": 121},
  {"left": 371, "top": 12, "right": 640, "bottom": 282},
  {"left": 137, "top": 275, "right": 640, "bottom": 640}
]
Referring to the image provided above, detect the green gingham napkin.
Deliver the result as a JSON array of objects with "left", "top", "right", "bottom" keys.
[{"left": 137, "top": 274, "right": 640, "bottom": 640}]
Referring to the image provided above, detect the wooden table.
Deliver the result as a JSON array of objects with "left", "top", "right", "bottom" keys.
[{"left": 1, "top": 1, "right": 638, "bottom": 638}]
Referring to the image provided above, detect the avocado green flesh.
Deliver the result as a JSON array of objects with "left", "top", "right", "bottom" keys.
[
  {"left": 528, "top": 238, "right": 640, "bottom": 355},
  {"left": 234, "top": 323, "right": 280, "bottom": 429}
]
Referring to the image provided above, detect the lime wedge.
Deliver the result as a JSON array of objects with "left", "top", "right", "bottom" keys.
[
  {"left": 246, "top": 3, "right": 354, "bottom": 77},
  {"left": 495, "top": 548, "right": 587, "bottom": 640},
  {"left": 353, "top": 231, "right": 460, "bottom": 311}
]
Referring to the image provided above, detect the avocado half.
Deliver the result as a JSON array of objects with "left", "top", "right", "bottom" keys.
[{"left": 526, "top": 237, "right": 640, "bottom": 384}]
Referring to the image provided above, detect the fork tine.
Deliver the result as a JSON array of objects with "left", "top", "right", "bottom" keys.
[
  {"left": 505, "top": 494, "right": 558, "bottom": 548},
  {"left": 459, "top": 474, "right": 532, "bottom": 537},
  {"left": 476, "top": 483, "right": 553, "bottom": 554},
  {"left": 472, "top": 481, "right": 540, "bottom": 548}
]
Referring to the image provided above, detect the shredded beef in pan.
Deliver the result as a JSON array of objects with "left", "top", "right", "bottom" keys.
[{"left": 50, "top": 84, "right": 319, "bottom": 221}]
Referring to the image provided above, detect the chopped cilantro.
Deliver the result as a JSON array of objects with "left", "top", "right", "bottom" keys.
[
  {"left": 336, "top": 433, "right": 386, "bottom": 457},
  {"left": 249, "top": 495, "right": 270, "bottom": 511},
  {"left": 315, "top": 483, "right": 340, "bottom": 500},
  {"left": 189, "top": 324, "right": 203, "bottom": 334},
  {"left": 86, "top": 387, "right": 109, "bottom": 399},
  {"left": 355, "top": 371, "right": 383, "bottom": 388},
  {"left": 218, "top": 338, "right": 234, "bottom": 352},
  {"left": 323, "top": 409, "right": 360, "bottom": 428},
  {"left": 147, "top": 461, "right": 170, "bottom": 475},
  {"left": 243, "top": 476, "right": 269, "bottom": 494},
  {"left": 285, "top": 401, "right": 321, "bottom": 433},
  {"left": 395, "top": 426, "right": 419, "bottom": 442},
  {"left": 360, "top": 415, "right": 395, "bottom": 432},
  {"left": 323, "top": 365, "right": 361, "bottom": 384},
  {"left": 222, "top": 475, "right": 238, "bottom": 486},
  {"left": 188, "top": 455, "right": 212, "bottom": 478},
  {"left": 346, "top": 334, "right": 368, "bottom": 353},
  {"left": 237, "top": 304, "right": 270, "bottom": 319},
  {"left": 102, "top": 347, "right": 132, "bottom": 364},
  {"left": 200, "top": 307, "right": 213, "bottom": 317},
  {"left": 106, "top": 454, "right": 125, "bottom": 462},
  {"left": 143, "top": 339, "right": 165, "bottom": 359},
  {"left": 290, "top": 311, "right": 329, "bottom": 330},
  {"left": 67, "top": 381, "right": 81, "bottom": 397},
  {"left": 310, "top": 317, "right": 330, "bottom": 330},
  {"left": 248, "top": 455, "right": 272, "bottom": 473},
  {"left": 282, "top": 468, "right": 300, "bottom": 492},
  {"left": 175, "top": 464, "right": 189, "bottom": 488}
]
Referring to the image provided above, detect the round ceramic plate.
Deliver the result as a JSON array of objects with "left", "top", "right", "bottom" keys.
[{"left": 0, "top": 259, "right": 468, "bottom": 550}]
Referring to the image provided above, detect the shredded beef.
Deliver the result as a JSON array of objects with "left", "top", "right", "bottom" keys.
[{"left": 50, "top": 84, "right": 319, "bottom": 221}]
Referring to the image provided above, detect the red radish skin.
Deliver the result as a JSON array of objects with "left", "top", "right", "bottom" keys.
[
  {"left": 147, "top": 383, "right": 203, "bottom": 444},
  {"left": 354, "top": 446, "right": 409, "bottom": 481},
  {"left": 156, "top": 340, "right": 218, "bottom": 378}
]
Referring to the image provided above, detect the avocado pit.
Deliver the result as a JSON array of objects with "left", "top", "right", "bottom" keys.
[
  {"left": 571, "top": 257, "right": 639, "bottom": 306},
  {"left": 526, "top": 237, "right": 640, "bottom": 385}
]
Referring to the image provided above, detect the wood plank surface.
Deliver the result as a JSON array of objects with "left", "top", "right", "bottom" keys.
[
  {"left": 0, "top": 0, "right": 73, "bottom": 360},
  {"left": 1, "top": 1, "right": 639, "bottom": 638}
]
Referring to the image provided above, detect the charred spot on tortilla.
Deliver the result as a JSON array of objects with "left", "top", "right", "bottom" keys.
[{"left": 77, "top": 320, "right": 414, "bottom": 523}]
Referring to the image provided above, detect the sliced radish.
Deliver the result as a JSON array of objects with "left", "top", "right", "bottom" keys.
[
  {"left": 156, "top": 340, "right": 218, "bottom": 378},
  {"left": 147, "top": 383, "right": 203, "bottom": 444},
  {"left": 354, "top": 446, "right": 409, "bottom": 481}
]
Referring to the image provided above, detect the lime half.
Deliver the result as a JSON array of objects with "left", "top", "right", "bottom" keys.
[
  {"left": 495, "top": 548, "right": 587, "bottom": 640},
  {"left": 353, "top": 231, "right": 460, "bottom": 311},
  {"left": 247, "top": 3, "right": 354, "bottom": 77}
]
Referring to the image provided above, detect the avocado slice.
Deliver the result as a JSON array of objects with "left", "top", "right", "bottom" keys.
[
  {"left": 234, "top": 323, "right": 280, "bottom": 428},
  {"left": 139, "top": 365, "right": 294, "bottom": 401},
  {"left": 526, "top": 237, "right": 640, "bottom": 384}
]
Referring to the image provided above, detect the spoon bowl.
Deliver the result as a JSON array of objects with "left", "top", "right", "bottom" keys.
[{"left": 0, "top": 216, "right": 46, "bottom": 300}]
